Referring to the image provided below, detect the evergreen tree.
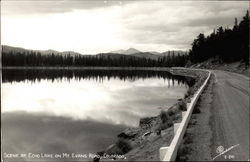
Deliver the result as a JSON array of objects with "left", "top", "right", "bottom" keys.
[{"left": 189, "top": 10, "right": 249, "bottom": 66}]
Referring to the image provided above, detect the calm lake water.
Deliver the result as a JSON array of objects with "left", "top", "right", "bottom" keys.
[{"left": 2, "top": 69, "right": 190, "bottom": 161}]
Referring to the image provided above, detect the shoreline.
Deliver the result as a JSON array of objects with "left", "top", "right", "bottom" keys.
[{"left": 98, "top": 68, "right": 209, "bottom": 161}]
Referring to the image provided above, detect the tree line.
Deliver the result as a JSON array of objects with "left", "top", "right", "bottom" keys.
[
  {"left": 2, "top": 50, "right": 188, "bottom": 67},
  {"left": 189, "top": 10, "right": 249, "bottom": 65}
]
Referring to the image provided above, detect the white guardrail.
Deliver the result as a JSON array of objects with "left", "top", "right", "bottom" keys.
[{"left": 159, "top": 68, "right": 211, "bottom": 161}]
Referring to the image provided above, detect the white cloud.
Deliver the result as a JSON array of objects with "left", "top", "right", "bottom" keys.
[{"left": 1, "top": 1, "right": 248, "bottom": 54}]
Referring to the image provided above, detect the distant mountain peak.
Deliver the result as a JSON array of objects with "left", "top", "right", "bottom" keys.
[
  {"left": 124, "top": 48, "right": 141, "bottom": 55},
  {"left": 127, "top": 47, "right": 138, "bottom": 51},
  {"left": 110, "top": 48, "right": 141, "bottom": 55}
]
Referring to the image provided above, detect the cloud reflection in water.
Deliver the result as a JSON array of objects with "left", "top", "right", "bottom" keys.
[{"left": 2, "top": 76, "right": 187, "bottom": 127}]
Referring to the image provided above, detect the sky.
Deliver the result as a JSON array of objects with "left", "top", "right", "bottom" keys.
[{"left": 1, "top": 0, "right": 249, "bottom": 54}]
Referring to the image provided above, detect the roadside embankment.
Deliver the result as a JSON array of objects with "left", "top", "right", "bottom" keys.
[
  {"left": 189, "top": 59, "right": 250, "bottom": 77},
  {"left": 96, "top": 68, "right": 209, "bottom": 161}
]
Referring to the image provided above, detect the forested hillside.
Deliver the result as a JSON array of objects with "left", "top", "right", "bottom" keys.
[
  {"left": 2, "top": 48, "right": 188, "bottom": 67},
  {"left": 189, "top": 11, "right": 249, "bottom": 66}
]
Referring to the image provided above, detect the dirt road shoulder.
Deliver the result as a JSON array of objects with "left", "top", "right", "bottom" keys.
[{"left": 176, "top": 74, "right": 214, "bottom": 161}]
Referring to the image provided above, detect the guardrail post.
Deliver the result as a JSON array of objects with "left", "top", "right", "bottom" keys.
[
  {"left": 174, "top": 123, "right": 180, "bottom": 134},
  {"left": 182, "top": 111, "right": 186, "bottom": 119},
  {"left": 159, "top": 147, "right": 169, "bottom": 161}
]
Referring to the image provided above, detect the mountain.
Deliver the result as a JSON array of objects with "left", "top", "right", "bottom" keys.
[
  {"left": 131, "top": 52, "right": 160, "bottom": 60},
  {"left": 2, "top": 45, "right": 28, "bottom": 54},
  {"left": 148, "top": 51, "right": 161, "bottom": 55},
  {"left": 39, "top": 49, "right": 60, "bottom": 55},
  {"left": 2, "top": 45, "right": 82, "bottom": 57},
  {"left": 109, "top": 48, "right": 161, "bottom": 59},
  {"left": 2, "top": 45, "right": 188, "bottom": 61},
  {"left": 109, "top": 49, "right": 126, "bottom": 54},
  {"left": 123, "top": 48, "right": 141, "bottom": 55},
  {"left": 109, "top": 48, "right": 188, "bottom": 59},
  {"left": 110, "top": 48, "right": 141, "bottom": 55}
]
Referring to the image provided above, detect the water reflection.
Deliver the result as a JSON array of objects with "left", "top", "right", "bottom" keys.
[
  {"left": 2, "top": 69, "right": 189, "bottom": 127},
  {"left": 2, "top": 69, "right": 190, "bottom": 160},
  {"left": 2, "top": 112, "right": 128, "bottom": 160},
  {"left": 2, "top": 69, "right": 187, "bottom": 85}
]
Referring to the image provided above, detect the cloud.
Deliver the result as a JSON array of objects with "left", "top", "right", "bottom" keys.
[
  {"left": 1, "top": 1, "right": 249, "bottom": 53},
  {"left": 114, "top": 1, "right": 248, "bottom": 50},
  {"left": 1, "top": 0, "right": 128, "bottom": 15}
]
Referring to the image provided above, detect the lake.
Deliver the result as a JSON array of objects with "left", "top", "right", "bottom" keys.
[{"left": 1, "top": 69, "right": 190, "bottom": 161}]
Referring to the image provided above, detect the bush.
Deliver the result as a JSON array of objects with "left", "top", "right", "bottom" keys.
[
  {"left": 167, "top": 109, "right": 175, "bottom": 116},
  {"left": 159, "top": 110, "right": 174, "bottom": 130},
  {"left": 160, "top": 119, "right": 173, "bottom": 130},
  {"left": 178, "top": 99, "right": 187, "bottom": 111},
  {"left": 184, "top": 93, "right": 189, "bottom": 99},
  {"left": 186, "top": 88, "right": 193, "bottom": 96},
  {"left": 115, "top": 139, "right": 132, "bottom": 154},
  {"left": 160, "top": 110, "right": 168, "bottom": 123}
]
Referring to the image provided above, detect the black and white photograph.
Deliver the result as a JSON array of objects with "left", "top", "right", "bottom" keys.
[{"left": 1, "top": 0, "right": 249, "bottom": 161}]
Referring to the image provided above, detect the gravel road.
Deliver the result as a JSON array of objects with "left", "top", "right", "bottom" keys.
[{"left": 211, "top": 70, "right": 249, "bottom": 161}]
